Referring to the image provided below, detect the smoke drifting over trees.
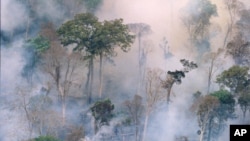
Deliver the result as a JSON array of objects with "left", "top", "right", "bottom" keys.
[{"left": 1, "top": 0, "right": 250, "bottom": 141}]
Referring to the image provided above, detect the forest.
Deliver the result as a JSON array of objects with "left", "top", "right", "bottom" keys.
[{"left": 1, "top": 0, "right": 250, "bottom": 141}]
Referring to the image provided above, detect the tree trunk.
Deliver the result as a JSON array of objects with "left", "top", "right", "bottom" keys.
[
  {"left": 223, "top": 23, "right": 231, "bottom": 48},
  {"left": 166, "top": 83, "right": 173, "bottom": 106},
  {"left": 199, "top": 129, "right": 205, "bottom": 141},
  {"left": 89, "top": 56, "right": 94, "bottom": 103},
  {"left": 199, "top": 120, "right": 208, "bottom": 141},
  {"left": 57, "top": 84, "right": 66, "bottom": 125},
  {"left": 207, "top": 118, "right": 213, "bottom": 141},
  {"left": 62, "top": 96, "right": 66, "bottom": 126},
  {"left": 137, "top": 34, "right": 142, "bottom": 94},
  {"left": 242, "top": 107, "right": 247, "bottom": 122},
  {"left": 25, "top": 0, "right": 32, "bottom": 41},
  {"left": 135, "top": 118, "right": 139, "bottom": 141},
  {"left": 207, "top": 59, "right": 214, "bottom": 95},
  {"left": 99, "top": 53, "right": 103, "bottom": 98},
  {"left": 135, "top": 124, "right": 139, "bottom": 141},
  {"left": 23, "top": 96, "right": 33, "bottom": 138},
  {"left": 94, "top": 120, "right": 98, "bottom": 134},
  {"left": 223, "top": 4, "right": 234, "bottom": 48},
  {"left": 142, "top": 112, "right": 149, "bottom": 141},
  {"left": 85, "top": 59, "right": 91, "bottom": 102},
  {"left": 86, "top": 57, "right": 94, "bottom": 104}
]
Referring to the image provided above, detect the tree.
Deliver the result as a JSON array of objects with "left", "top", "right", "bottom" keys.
[
  {"left": 202, "top": 49, "right": 224, "bottom": 94},
  {"left": 57, "top": 13, "right": 99, "bottom": 104},
  {"left": 28, "top": 94, "right": 61, "bottom": 136},
  {"left": 26, "top": 23, "right": 84, "bottom": 125},
  {"left": 238, "top": 87, "right": 250, "bottom": 120},
  {"left": 226, "top": 33, "right": 250, "bottom": 65},
  {"left": 14, "top": 87, "right": 34, "bottom": 138},
  {"left": 182, "top": 0, "right": 217, "bottom": 54},
  {"left": 94, "top": 19, "right": 135, "bottom": 97},
  {"left": 57, "top": 13, "right": 135, "bottom": 101},
  {"left": 225, "top": 8, "right": 250, "bottom": 66},
  {"left": 216, "top": 65, "right": 249, "bottom": 94},
  {"left": 128, "top": 23, "right": 152, "bottom": 94},
  {"left": 192, "top": 95, "right": 220, "bottom": 141},
  {"left": 161, "top": 59, "right": 198, "bottom": 105},
  {"left": 209, "top": 90, "right": 236, "bottom": 141},
  {"left": 192, "top": 89, "right": 235, "bottom": 141},
  {"left": 90, "top": 99, "right": 114, "bottom": 134},
  {"left": 41, "top": 46, "right": 83, "bottom": 125},
  {"left": 223, "top": 0, "right": 244, "bottom": 48},
  {"left": 236, "top": 9, "right": 250, "bottom": 41},
  {"left": 142, "top": 68, "right": 166, "bottom": 141},
  {"left": 22, "top": 35, "right": 50, "bottom": 84},
  {"left": 124, "top": 94, "right": 144, "bottom": 141}
]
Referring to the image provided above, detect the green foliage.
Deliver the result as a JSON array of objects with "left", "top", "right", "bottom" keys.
[
  {"left": 211, "top": 90, "right": 234, "bottom": 104},
  {"left": 238, "top": 94, "right": 250, "bottom": 108},
  {"left": 57, "top": 13, "right": 99, "bottom": 52},
  {"left": 216, "top": 65, "right": 249, "bottom": 94},
  {"left": 238, "top": 87, "right": 250, "bottom": 117},
  {"left": 205, "top": 90, "right": 236, "bottom": 139},
  {"left": 91, "top": 19, "right": 135, "bottom": 56},
  {"left": 27, "top": 35, "right": 50, "bottom": 54},
  {"left": 57, "top": 13, "right": 134, "bottom": 56},
  {"left": 22, "top": 35, "right": 50, "bottom": 82},
  {"left": 211, "top": 90, "right": 236, "bottom": 119},
  {"left": 32, "top": 135, "right": 60, "bottom": 141},
  {"left": 194, "top": 90, "right": 236, "bottom": 140},
  {"left": 90, "top": 99, "right": 114, "bottom": 126}
]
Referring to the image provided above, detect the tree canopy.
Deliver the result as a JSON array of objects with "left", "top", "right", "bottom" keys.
[{"left": 216, "top": 65, "right": 249, "bottom": 94}]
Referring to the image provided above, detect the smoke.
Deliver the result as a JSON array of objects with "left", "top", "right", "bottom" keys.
[
  {"left": 1, "top": 0, "right": 249, "bottom": 140},
  {"left": 1, "top": 0, "right": 27, "bottom": 32}
]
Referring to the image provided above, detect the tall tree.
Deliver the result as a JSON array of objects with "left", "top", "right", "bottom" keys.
[
  {"left": 223, "top": 0, "right": 244, "bottom": 48},
  {"left": 128, "top": 23, "right": 152, "bottom": 94},
  {"left": 161, "top": 59, "right": 198, "bottom": 105},
  {"left": 202, "top": 49, "right": 224, "bottom": 94},
  {"left": 57, "top": 13, "right": 134, "bottom": 102},
  {"left": 209, "top": 90, "right": 236, "bottom": 141},
  {"left": 27, "top": 23, "right": 83, "bottom": 125},
  {"left": 191, "top": 95, "right": 220, "bottom": 141},
  {"left": 57, "top": 13, "right": 99, "bottom": 104},
  {"left": 192, "top": 90, "right": 235, "bottom": 141},
  {"left": 238, "top": 86, "right": 250, "bottom": 120},
  {"left": 182, "top": 0, "right": 217, "bottom": 55},
  {"left": 94, "top": 19, "right": 135, "bottom": 97},
  {"left": 142, "top": 68, "right": 166, "bottom": 141}
]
